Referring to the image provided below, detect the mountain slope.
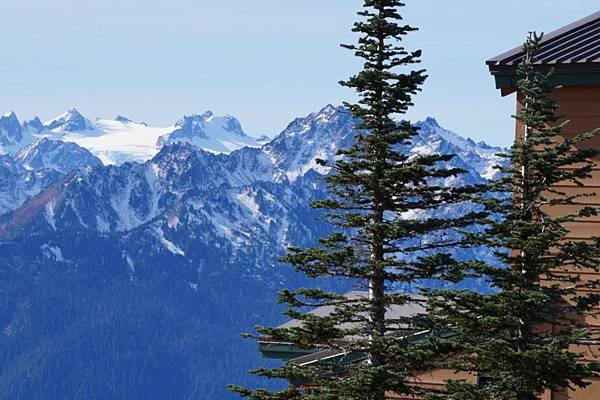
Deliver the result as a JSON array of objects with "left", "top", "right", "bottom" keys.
[
  {"left": 0, "top": 139, "right": 101, "bottom": 216},
  {"left": 15, "top": 138, "right": 102, "bottom": 174}
]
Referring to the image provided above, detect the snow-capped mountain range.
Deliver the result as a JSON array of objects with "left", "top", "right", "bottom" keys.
[
  {"left": 0, "top": 105, "right": 504, "bottom": 218},
  {"left": 0, "top": 108, "right": 267, "bottom": 165},
  {"left": 0, "top": 105, "right": 506, "bottom": 399}
]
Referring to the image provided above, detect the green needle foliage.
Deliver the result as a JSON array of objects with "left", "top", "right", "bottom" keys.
[
  {"left": 230, "top": 1, "right": 490, "bottom": 399},
  {"left": 423, "top": 33, "right": 600, "bottom": 400}
]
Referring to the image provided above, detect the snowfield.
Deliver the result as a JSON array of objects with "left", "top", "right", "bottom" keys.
[{"left": 59, "top": 119, "right": 173, "bottom": 165}]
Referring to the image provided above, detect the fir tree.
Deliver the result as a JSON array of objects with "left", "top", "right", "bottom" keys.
[
  {"left": 423, "top": 33, "right": 600, "bottom": 400},
  {"left": 230, "top": 1, "right": 489, "bottom": 399}
]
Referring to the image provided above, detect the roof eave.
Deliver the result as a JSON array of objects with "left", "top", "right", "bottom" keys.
[{"left": 488, "top": 64, "right": 600, "bottom": 95}]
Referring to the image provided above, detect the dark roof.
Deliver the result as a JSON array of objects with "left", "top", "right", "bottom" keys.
[
  {"left": 260, "top": 291, "right": 428, "bottom": 366},
  {"left": 487, "top": 11, "right": 600, "bottom": 92},
  {"left": 277, "top": 291, "right": 426, "bottom": 332},
  {"left": 488, "top": 11, "right": 600, "bottom": 67}
]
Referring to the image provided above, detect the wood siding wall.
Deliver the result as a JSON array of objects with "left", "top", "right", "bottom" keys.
[{"left": 517, "top": 85, "right": 600, "bottom": 400}]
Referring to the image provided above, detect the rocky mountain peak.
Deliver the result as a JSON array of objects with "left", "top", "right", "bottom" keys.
[
  {"left": 15, "top": 138, "right": 102, "bottom": 174},
  {"left": 421, "top": 116, "right": 441, "bottom": 128},
  {"left": 0, "top": 111, "right": 23, "bottom": 146},
  {"left": 23, "top": 117, "right": 45, "bottom": 133},
  {"left": 156, "top": 112, "right": 258, "bottom": 152},
  {"left": 45, "top": 108, "right": 94, "bottom": 132}
]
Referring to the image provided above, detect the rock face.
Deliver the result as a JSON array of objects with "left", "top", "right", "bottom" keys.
[
  {"left": 0, "top": 112, "right": 23, "bottom": 147},
  {"left": 0, "top": 139, "right": 101, "bottom": 216},
  {"left": 23, "top": 117, "right": 45, "bottom": 133},
  {"left": 264, "top": 105, "right": 357, "bottom": 181},
  {"left": 0, "top": 105, "right": 506, "bottom": 399},
  {"left": 114, "top": 115, "right": 134, "bottom": 123}
]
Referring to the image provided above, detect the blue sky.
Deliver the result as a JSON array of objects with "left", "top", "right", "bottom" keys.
[{"left": 0, "top": 1, "right": 597, "bottom": 146}]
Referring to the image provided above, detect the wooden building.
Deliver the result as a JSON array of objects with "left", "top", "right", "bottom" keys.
[
  {"left": 260, "top": 11, "right": 600, "bottom": 400},
  {"left": 487, "top": 10, "right": 600, "bottom": 400}
]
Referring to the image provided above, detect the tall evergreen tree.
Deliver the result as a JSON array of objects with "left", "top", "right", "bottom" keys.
[
  {"left": 423, "top": 33, "right": 600, "bottom": 400},
  {"left": 230, "top": 1, "right": 489, "bottom": 399}
]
